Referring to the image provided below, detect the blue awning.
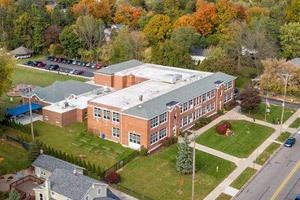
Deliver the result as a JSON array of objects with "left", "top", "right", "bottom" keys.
[{"left": 5, "top": 103, "right": 43, "bottom": 117}]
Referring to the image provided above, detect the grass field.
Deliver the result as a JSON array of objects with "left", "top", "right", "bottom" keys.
[
  {"left": 119, "top": 145, "right": 236, "bottom": 200},
  {"left": 276, "top": 132, "right": 291, "bottom": 143},
  {"left": 230, "top": 167, "right": 257, "bottom": 189},
  {"left": 216, "top": 193, "right": 232, "bottom": 200},
  {"left": 33, "top": 121, "right": 134, "bottom": 169},
  {"left": 245, "top": 103, "right": 295, "bottom": 124},
  {"left": 290, "top": 118, "right": 300, "bottom": 128},
  {"left": 0, "top": 140, "right": 30, "bottom": 174},
  {"left": 196, "top": 120, "right": 275, "bottom": 158},
  {"left": 255, "top": 142, "right": 280, "bottom": 165}
]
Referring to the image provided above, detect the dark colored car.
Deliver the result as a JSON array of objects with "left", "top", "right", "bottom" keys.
[
  {"left": 72, "top": 60, "right": 80, "bottom": 65},
  {"left": 47, "top": 64, "right": 60, "bottom": 70},
  {"left": 24, "top": 61, "right": 34, "bottom": 66},
  {"left": 295, "top": 194, "right": 300, "bottom": 200},
  {"left": 74, "top": 70, "right": 84, "bottom": 75},
  {"left": 36, "top": 61, "right": 47, "bottom": 67},
  {"left": 46, "top": 56, "right": 54, "bottom": 60},
  {"left": 284, "top": 137, "right": 296, "bottom": 147}
]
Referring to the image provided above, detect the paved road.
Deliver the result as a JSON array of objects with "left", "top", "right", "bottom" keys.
[
  {"left": 261, "top": 98, "right": 300, "bottom": 109},
  {"left": 234, "top": 133, "right": 300, "bottom": 200}
]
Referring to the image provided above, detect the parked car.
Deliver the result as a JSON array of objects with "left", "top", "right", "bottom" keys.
[
  {"left": 85, "top": 62, "right": 92, "bottom": 67},
  {"left": 24, "top": 61, "right": 34, "bottom": 66},
  {"left": 69, "top": 69, "right": 77, "bottom": 74},
  {"left": 46, "top": 56, "right": 54, "bottom": 60},
  {"left": 295, "top": 129, "right": 300, "bottom": 134},
  {"left": 72, "top": 60, "right": 80, "bottom": 65},
  {"left": 74, "top": 70, "right": 84, "bottom": 75},
  {"left": 295, "top": 194, "right": 300, "bottom": 200},
  {"left": 36, "top": 61, "right": 47, "bottom": 67},
  {"left": 284, "top": 137, "right": 296, "bottom": 147},
  {"left": 96, "top": 63, "right": 106, "bottom": 69},
  {"left": 66, "top": 59, "right": 73, "bottom": 64},
  {"left": 47, "top": 64, "right": 60, "bottom": 70}
]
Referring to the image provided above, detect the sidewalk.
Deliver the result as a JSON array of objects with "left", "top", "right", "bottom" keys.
[{"left": 188, "top": 106, "right": 300, "bottom": 200}]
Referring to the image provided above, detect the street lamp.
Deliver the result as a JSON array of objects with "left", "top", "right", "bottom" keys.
[{"left": 279, "top": 73, "right": 290, "bottom": 135}]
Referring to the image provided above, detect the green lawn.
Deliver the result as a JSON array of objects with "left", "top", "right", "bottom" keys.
[
  {"left": 119, "top": 145, "right": 236, "bottom": 200},
  {"left": 34, "top": 121, "right": 134, "bottom": 169},
  {"left": 255, "top": 142, "right": 280, "bottom": 165},
  {"left": 290, "top": 118, "right": 300, "bottom": 128},
  {"left": 0, "top": 140, "right": 30, "bottom": 174},
  {"left": 230, "top": 167, "right": 257, "bottom": 189},
  {"left": 276, "top": 132, "right": 291, "bottom": 143},
  {"left": 245, "top": 103, "right": 295, "bottom": 124},
  {"left": 216, "top": 193, "right": 232, "bottom": 200},
  {"left": 196, "top": 120, "right": 275, "bottom": 158}
]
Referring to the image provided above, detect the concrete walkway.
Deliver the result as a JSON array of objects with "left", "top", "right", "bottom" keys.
[{"left": 188, "top": 106, "right": 300, "bottom": 200}]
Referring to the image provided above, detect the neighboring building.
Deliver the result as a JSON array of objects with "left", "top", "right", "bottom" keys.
[
  {"left": 32, "top": 154, "right": 120, "bottom": 200},
  {"left": 190, "top": 48, "right": 206, "bottom": 65},
  {"left": 88, "top": 60, "right": 236, "bottom": 151},
  {"left": 22, "top": 80, "right": 108, "bottom": 127}
]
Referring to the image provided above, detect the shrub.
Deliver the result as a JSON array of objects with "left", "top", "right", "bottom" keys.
[
  {"left": 172, "top": 136, "right": 178, "bottom": 143},
  {"left": 179, "top": 131, "right": 185, "bottom": 137},
  {"left": 195, "top": 117, "right": 212, "bottom": 128},
  {"left": 140, "top": 148, "right": 148, "bottom": 156},
  {"left": 105, "top": 171, "right": 121, "bottom": 184},
  {"left": 216, "top": 124, "right": 227, "bottom": 135},
  {"left": 222, "top": 121, "right": 232, "bottom": 129},
  {"left": 161, "top": 137, "right": 174, "bottom": 147}
]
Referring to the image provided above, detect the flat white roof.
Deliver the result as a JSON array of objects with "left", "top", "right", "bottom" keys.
[{"left": 91, "top": 64, "right": 212, "bottom": 110}]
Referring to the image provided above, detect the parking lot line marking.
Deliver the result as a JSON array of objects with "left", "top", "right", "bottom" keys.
[{"left": 270, "top": 160, "right": 300, "bottom": 200}]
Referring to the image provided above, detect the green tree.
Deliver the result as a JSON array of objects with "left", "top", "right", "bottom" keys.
[
  {"left": 28, "top": 140, "right": 43, "bottom": 162},
  {"left": 8, "top": 190, "right": 21, "bottom": 200},
  {"left": 285, "top": 0, "right": 300, "bottom": 23},
  {"left": 280, "top": 22, "right": 300, "bottom": 59},
  {"left": 0, "top": 55, "right": 13, "bottom": 96},
  {"left": 75, "top": 15, "right": 105, "bottom": 50},
  {"left": 152, "top": 40, "right": 193, "bottom": 69},
  {"left": 170, "top": 26, "right": 199, "bottom": 52},
  {"left": 164, "top": 0, "right": 180, "bottom": 17},
  {"left": 144, "top": 14, "right": 172, "bottom": 44},
  {"left": 59, "top": 25, "right": 81, "bottom": 58},
  {"left": 14, "top": 12, "right": 32, "bottom": 48},
  {"left": 240, "top": 86, "right": 261, "bottom": 113},
  {"left": 176, "top": 133, "right": 193, "bottom": 174}
]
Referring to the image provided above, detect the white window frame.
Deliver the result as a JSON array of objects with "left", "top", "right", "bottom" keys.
[
  {"left": 159, "top": 128, "right": 167, "bottom": 140},
  {"left": 150, "top": 116, "right": 159, "bottom": 129},
  {"left": 211, "top": 89, "right": 215, "bottom": 98},
  {"left": 112, "top": 127, "right": 120, "bottom": 138},
  {"left": 183, "top": 116, "right": 188, "bottom": 126},
  {"left": 189, "top": 100, "right": 193, "bottom": 109},
  {"left": 150, "top": 132, "right": 158, "bottom": 145},
  {"left": 202, "top": 93, "right": 207, "bottom": 102},
  {"left": 112, "top": 112, "right": 119, "bottom": 122},
  {"left": 159, "top": 112, "right": 167, "bottom": 124},
  {"left": 207, "top": 91, "right": 211, "bottom": 100},
  {"left": 103, "top": 110, "right": 110, "bottom": 120},
  {"left": 129, "top": 133, "right": 140, "bottom": 144},
  {"left": 39, "top": 193, "right": 43, "bottom": 200},
  {"left": 55, "top": 118, "right": 60, "bottom": 124},
  {"left": 85, "top": 195, "right": 89, "bottom": 200},
  {"left": 44, "top": 115, "right": 49, "bottom": 120},
  {"left": 188, "top": 114, "right": 193, "bottom": 123},
  {"left": 93, "top": 107, "right": 101, "bottom": 118},
  {"left": 97, "top": 187, "right": 102, "bottom": 195},
  {"left": 211, "top": 102, "right": 215, "bottom": 111}
]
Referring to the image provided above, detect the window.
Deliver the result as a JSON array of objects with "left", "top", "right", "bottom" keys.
[
  {"left": 207, "top": 104, "right": 211, "bottom": 112},
  {"left": 41, "top": 170, "right": 46, "bottom": 175},
  {"left": 207, "top": 91, "right": 211, "bottom": 100},
  {"left": 159, "top": 128, "right": 167, "bottom": 139},
  {"left": 226, "top": 81, "right": 233, "bottom": 90},
  {"left": 112, "top": 112, "right": 119, "bottom": 122},
  {"left": 189, "top": 100, "right": 193, "bottom": 109},
  {"left": 85, "top": 195, "right": 89, "bottom": 200},
  {"left": 211, "top": 102, "right": 215, "bottom": 111},
  {"left": 183, "top": 116, "right": 188, "bottom": 126},
  {"left": 112, "top": 127, "right": 120, "bottom": 138},
  {"left": 211, "top": 89, "right": 215, "bottom": 98},
  {"left": 97, "top": 188, "right": 102, "bottom": 195},
  {"left": 103, "top": 110, "right": 110, "bottom": 120},
  {"left": 150, "top": 132, "right": 158, "bottom": 145},
  {"left": 225, "top": 93, "right": 232, "bottom": 103},
  {"left": 188, "top": 114, "right": 193, "bottom": 123},
  {"left": 129, "top": 133, "right": 140, "bottom": 144},
  {"left": 202, "top": 93, "right": 207, "bottom": 102},
  {"left": 55, "top": 118, "right": 60, "bottom": 124},
  {"left": 159, "top": 112, "right": 167, "bottom": 124},
  {"left": 150, "top": 116, "right": 159, "bottom": 128},
  {"left": 183, "top": 102, "right": 188, "bottom": 112},
  {"left": 194, "top": 108, "right": 201, "bottom": 119},
  {"left": 44, "top": 115, "right": 49, "bottom": 120},
  {"left": 39, "top": 193, "right": 43, "bottom": 200},
  {"left": 94, "top": 107, "right": 101, "bottom": 118},
  {"left": 180, "top": 119, "right": 183, "bottom": 128},
  {"left": 202, "top": 107, "right": 206, "bottom": 115},
  {"left": 194, "top": 96, "right": 201, "bottom": 106}
]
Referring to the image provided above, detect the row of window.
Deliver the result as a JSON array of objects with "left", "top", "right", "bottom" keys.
[
  {"left": 44, "top": 115, "right": 60, "bottom": 124},
  {"left": 150, "top": 127, "right": 167, "bottom": 145},
  {"left": 129, "top": 132, "right": 140, "bottom": 144},
  {"left": 225, "top": 81, "right": 233, "bottom": 91},
  {"left": 150, "top": 112, "right": 167, "bottom": 129},
  {"left": 181, "top": 89, "right": 216, "bottom": 114},
  {"left": 94, "top": 107, "right": 120, "bottom": 122},
  {"left": 224, "top": 93, "right": 233, "bottom": 103}
]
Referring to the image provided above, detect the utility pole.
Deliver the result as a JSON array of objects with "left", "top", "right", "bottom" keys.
[
  {"left": 192, "top": 132, "right": 196, "bottom": 200},
  {"left": 279, "top": 74, "right": 289, "bottom": 135},
  {"left": 28, "top": 95, "right": 35, "bottom": 142}
]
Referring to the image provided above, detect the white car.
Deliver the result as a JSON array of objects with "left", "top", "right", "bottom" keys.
[{"left": 295, "top": 129, "right": 300, "bottom": 134}]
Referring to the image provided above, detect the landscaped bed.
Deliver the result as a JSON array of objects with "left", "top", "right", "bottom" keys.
[
  {"left": 216, "top": 193, "right": 232, "bottom": 200},
  {"left": 276, "top": 132, "right": 291, "bottom": 143},
  {"left": 119, "top": 145, "right": 236, "bottom": 200},
  {"left": 196, "top": 120, "right": 275, "bottom": 158},
  {"left": 33, "top": 121, "right": 134, "bottom": 169},
  {"left": 230, "top": 167, "right": 257, "bottom": 189},
  {"left": 255, "top": 142, "right": 280, "bottom": 165},
  {"left": 0, "top": 140, "right": 30, "bottom": 174},
  {"left": 245, "top": 103, "right": 295, "bottom": 124},
  {"left": 289, "top": 117, "right": 300, "bottom": 128}
]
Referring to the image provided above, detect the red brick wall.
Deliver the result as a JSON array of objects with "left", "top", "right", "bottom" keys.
[
  {"left": 94, "top": 73, "right": 114, "bottom": 87},
  {"left": 43, "top": 108, "right": 78, "bottom": 127}
]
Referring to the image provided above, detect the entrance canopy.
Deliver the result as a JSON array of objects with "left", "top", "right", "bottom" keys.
[{"left": 5, "top": 103, "right": 43, "bottom": 117}]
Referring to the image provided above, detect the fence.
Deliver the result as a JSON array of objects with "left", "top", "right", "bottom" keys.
[
  {"left": 104, "top": 150, "right": 139, "bottom": 174},
  {"left": 113, "top": 185, "right": 153, "bottom": 200},
  {"left": 5, "top": 134, "right": 30, "bottom": 150}
]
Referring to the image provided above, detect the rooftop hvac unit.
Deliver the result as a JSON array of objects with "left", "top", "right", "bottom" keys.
[
  {"left": 94, "top": 88, "right": 103, "bottom": 95},
  {"left": 161, "top": 74, "right": 183, "bottom": 84}
]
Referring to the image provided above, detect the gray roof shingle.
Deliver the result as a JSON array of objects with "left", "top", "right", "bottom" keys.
[
  {"left": 31, "top": 80, "right": 100, "bottom": 103},
  {"left": 122, "top": 72, "right": 236, "bottom": 119},
  {"left": 32, "top": 154, "right": 84, "bottom": 172},
  {"left": 95, "top": 60, "right": 144, "bottom": 75},
  {"left": 49, "top": 169, "right": 107, "bottom": 200},
  {"left": 289, "top": 58, "right": 300, "bottom": 67}
]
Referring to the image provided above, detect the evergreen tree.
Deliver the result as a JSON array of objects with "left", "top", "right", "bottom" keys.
[
  {"left": 28, "top": 140, "right": 43, "bottom": 162},
  {"left": 176, "top": 134, "right": 193, "bottom": 174}
]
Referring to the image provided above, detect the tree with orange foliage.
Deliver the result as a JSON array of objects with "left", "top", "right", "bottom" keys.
[
  {"left": 72, "top": 0, "right": 112, "bottom": 22},
  {"left": 192, "top": 1, "right": 216, "bottom": 35},
  {"left": 173, "top": 15, "right": 195, "bottom": 30},
  {"left": 246, "top": 6, "right": 270, "bottom": 22},
  {"left": 114, "top": 5, "right": 143, "bottom": 29}
]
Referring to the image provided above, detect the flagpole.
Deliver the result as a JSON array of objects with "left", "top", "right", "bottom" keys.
[{"left": 265, "top": 97, "right": 267, "bottom": 121}]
